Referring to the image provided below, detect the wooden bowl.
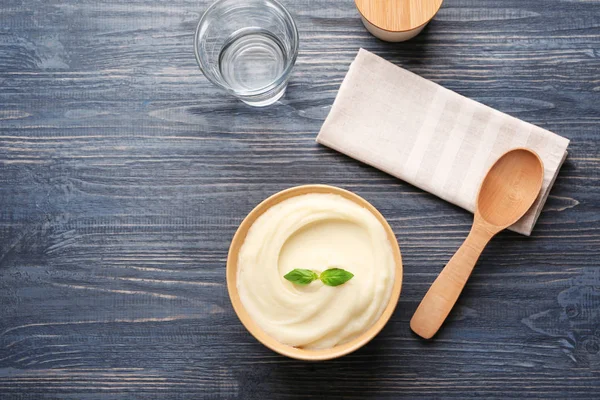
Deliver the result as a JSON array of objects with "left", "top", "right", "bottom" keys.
[
  {"left": 355, "top": 0, "right": 444, "bottom": 42},
  {"left": 226, "top": 185, "right": 403, "bottom": 361}
]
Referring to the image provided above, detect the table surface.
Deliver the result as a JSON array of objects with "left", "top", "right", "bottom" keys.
[{"left": 1, "top": 0, "right": 599, "bottom": 398}]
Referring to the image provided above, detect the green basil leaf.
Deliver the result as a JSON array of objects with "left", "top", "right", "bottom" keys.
[
  {"left": 319, "top": 268, "right": 354, "bottom": 287},
  {"left": 284, "top": 269, "right": 319, "bottom": 285}
]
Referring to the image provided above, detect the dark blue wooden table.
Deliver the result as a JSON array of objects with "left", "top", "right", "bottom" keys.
[{"left": 1, "top": 0, "right": 599, "bottom": 398}]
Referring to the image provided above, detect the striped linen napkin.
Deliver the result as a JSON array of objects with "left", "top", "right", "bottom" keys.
[{"left": 317, "top": 48, "right": 570, "bottom": 235}]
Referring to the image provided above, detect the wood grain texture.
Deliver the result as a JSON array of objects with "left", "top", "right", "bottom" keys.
[{"left": 0, "top": 0, "right": 599, "bottom": 398}]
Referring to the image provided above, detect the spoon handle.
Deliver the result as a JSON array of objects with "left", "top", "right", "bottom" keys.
[{"left": 410, "top": 222, "right": 495, "bottom": 339}]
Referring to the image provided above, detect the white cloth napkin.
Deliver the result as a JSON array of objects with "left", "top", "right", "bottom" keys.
[{"left": 317, "top": 49, "right": 570, "bottom": 235}]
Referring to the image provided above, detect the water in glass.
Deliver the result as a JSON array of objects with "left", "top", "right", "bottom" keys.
[{"left": 219, "top": 28, "right": 287, "bottom": 92}]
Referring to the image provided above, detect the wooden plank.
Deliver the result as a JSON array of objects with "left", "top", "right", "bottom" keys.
[{"left": 1, "top": 0, "right": 599, "bottom": 398}]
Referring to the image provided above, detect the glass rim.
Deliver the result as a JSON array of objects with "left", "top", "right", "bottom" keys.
[{"left": 194, "top": 0, "right": 299, "bottom": 97}]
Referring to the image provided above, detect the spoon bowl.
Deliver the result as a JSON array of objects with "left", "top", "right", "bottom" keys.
[
  {"left": 477, "top": 149, "right": 544, "bottom": 228},
  {"left": 411, "top": 148, "right": 544, "bottom": 339}
]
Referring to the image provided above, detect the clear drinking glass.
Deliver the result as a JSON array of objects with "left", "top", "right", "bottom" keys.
[{"left": 194, "top": 0, "right": 299, "bottom": 107}]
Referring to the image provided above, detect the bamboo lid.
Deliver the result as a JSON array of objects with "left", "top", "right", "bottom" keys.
[{"left": 355, "top": 0, "right": 444, "bottom": 32}]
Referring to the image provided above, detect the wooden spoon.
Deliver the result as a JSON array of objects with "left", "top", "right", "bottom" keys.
[{"left": 410, "top": 148, "right": 544, "bottom": 339}]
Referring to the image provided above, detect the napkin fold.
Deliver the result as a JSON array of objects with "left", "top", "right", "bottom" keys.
[{"left": 317, "top": 49, "right": 570, "bottom": 235}]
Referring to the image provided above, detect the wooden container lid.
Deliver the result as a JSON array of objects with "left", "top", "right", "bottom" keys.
[{"left": 355, "top": 0, "right": 444, "bottom": 32}]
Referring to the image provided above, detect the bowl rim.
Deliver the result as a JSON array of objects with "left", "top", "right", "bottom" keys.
[{"left": 226, "top": 184, "right": 403, "bottom": 361}]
